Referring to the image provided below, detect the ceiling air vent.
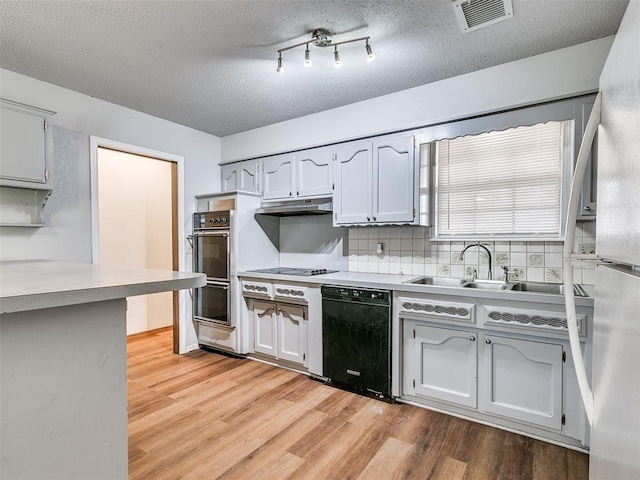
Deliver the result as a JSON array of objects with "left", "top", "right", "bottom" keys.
[{"left": 453, "top": 0, "right": 513, "bottom": 33}]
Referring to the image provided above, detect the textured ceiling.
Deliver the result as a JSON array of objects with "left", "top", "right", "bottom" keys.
[{"left": 0, "top": 0, "right": 628, "bottom": 137}]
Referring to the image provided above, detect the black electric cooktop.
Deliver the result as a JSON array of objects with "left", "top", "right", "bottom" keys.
[{"left": 247, "top": 267, "right": 338, "bottom": 276}]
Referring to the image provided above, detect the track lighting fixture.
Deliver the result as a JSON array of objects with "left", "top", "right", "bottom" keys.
[{"left": 276, "top": 28, "right": 374, "bottom": 72}]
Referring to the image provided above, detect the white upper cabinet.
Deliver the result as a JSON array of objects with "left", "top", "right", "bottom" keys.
[
  {"left": 262, "top": 147, "right": 333, "bottom": 201},
  {"left": 334, "top": 132, "right": 418, "bottom": 226},
  {"left": 220, "top": 158, "right": 261, "bottom": 193},
  {"left": 373, "top": 135, "right": 416, "bottom": 223},
  {"left": 333, "top": 140, "right": 372, "bottom": 224},
  {"left": 0, "top": 102, "right": 47, "bottom": 185},
  {"left": 295, "top": 147, "right": 333, "bottom": 198},
  {"left": 262, "top": 154, "right": 294, "bottom": 200}
]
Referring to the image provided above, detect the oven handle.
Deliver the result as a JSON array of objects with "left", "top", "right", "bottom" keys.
[
  {"left": 205, "top": 281, "right": 230, "bottom": 289},
  {"left": 188, "top": 231, "right": 229, "bottom": 238}
]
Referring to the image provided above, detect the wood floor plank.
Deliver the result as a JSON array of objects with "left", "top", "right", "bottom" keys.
[
  {"left": 429, "top": 455, "right": 468, "bottom": 480},
  {"left": 127, "top": 328, "right": 590, "bottom": 480},
  {"left": 217, "top": 410, "right": 326, "bottom": 480},
  {"left": 566, "top": 447, "right": 590, "bottom": 480},
  {"left": 496, "top": 432, "right": 534, "bottom": 480},
  {"left": 356, "top": 436, "right": 415, "bottom": 480},
  {"left": 287, "top": 391, "right": 369, "bottom": 459},
  {"left": 397, "top": 407, "right": 452, "bottom": 479},
  {"left": 323, "top": 404, "right": 406, "bottom": 479},
  {"left": 286, "top": 421, "right": 368, "bottom": 480},
  {"left": 462, "top": 425, "right": 506, "bottom": 480}
]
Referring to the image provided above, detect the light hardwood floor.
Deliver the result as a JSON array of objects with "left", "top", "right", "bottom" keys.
[{"left": 128, "top": 327, "right": 588, "bottom": 480}]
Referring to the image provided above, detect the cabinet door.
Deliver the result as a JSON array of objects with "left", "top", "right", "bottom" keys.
[
  {"left": 262, "top": 154, "right": 293, "bottom": 200},
  {"left": 253, "top": 300, "right": 277, "bottom": 357},
  {"left": 333, "top": 140, "right": 372, "bottom": 225},
  {"left": 296, "top": 147, "right": 333, "bottom": 198},
  {"left": 0, "top": 105, "right": 46, "bottom": 183},
  {"left": 238, "top": 159, "right": 261, "bottom": 193},
  {"left": 220, "top": 164, "right": 238, "bottom": 192},
  {"left": 480, "top": 335, "right": 563, "bottom": 430},
  {"left": 277, "top": 304, "right": 306, "bottom": 365},
  {"left": 373, "top": 133, "right": 416, "bottom": 223},
  {"left": 404, "top": 322, "right": 477, "bottom": 408}
]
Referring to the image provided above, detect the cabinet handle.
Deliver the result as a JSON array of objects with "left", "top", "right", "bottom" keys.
[
  {"left": 297, "top": 191, "right": 299, "bottom": 196},
  {"left": 485, "top": 339, "right": 492, "bottom": 344},
  {"left": 470, "top": 336, "right": 476, "bottom": 342},
  {"left": 289, "top": 192, "right": 292, "bottom": 196},
  {"left": 367, "top": 217, "right": 371, "bottom": 221},
  {"left": 584, "top": 206, "right": 591, "bottom": 211},
  {"left": 373, "top": 216, "right": 376, "bottom": 221}
]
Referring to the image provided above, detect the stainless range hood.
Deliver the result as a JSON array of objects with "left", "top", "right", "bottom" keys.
[{"left": 255, "top": 198, "right": 333, "bottom": 216}]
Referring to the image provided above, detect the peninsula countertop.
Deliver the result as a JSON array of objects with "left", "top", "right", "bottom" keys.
[{"left": 0, "top": 260, "right": 206, "bottom": 314}]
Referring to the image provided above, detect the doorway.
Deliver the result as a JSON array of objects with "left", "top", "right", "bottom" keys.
[{"left": 90, "top": 137, "right": 186, "bottom": 353}]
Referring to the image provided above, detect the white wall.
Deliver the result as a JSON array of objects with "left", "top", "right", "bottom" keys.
[
  {"left": 278, "top": 215, "right": 348, "bottom": 271},
  {"left": 0, "top": 68, "right": 220, "bottom": 264},
  {"left": 98, "top": 148, "right": 174, "bottom": 334},
  {"left": 221, "top": 36, "right": 614, "bottom": 162},
  {"left": 0, "top": 68, "right": 220, "bottom": 348}
]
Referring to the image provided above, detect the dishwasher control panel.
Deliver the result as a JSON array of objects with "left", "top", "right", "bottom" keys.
[{"left": 321, "top": 285, "right": 390, "bottom": 304}]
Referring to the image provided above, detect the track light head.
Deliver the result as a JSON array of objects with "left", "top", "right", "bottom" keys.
[
  {"left": 304, "top": 45, "right": 312, "bottom": 67},
  {"left": 276, "top": 55, "right": 283, "bottom": 73},
  {"left": 334, "top": 47, "right": 342, "bottom": 68},
  {"left": 366, "top": 41, "right": 375, "bottom": 61}
]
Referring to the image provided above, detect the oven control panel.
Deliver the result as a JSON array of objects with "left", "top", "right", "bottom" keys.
[{"left": 193, "top": 210, "right": 231, "bottom": 230}]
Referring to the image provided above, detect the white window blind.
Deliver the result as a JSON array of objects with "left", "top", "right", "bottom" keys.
[{"left": 436, "top": 121, "right": 571, "bottom": 238}]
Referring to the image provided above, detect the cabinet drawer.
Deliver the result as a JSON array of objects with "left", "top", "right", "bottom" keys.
[
  {"left": 398, "top": 296, "right": 475, "bottom": 325},
  {"left": 197, "top": 322, "right": 235, "bottom": 351},
  {"left": 274, "top": 284, "right": 308, "bottom": 303},
  {"left": 481, "top": 305, "right": 587, "bottom": 339},
  {"left": 241, "top": 280, "right": 273, "bottom": 299}
]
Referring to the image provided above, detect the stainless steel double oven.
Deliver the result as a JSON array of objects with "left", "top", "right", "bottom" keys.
[{"left": 191, "top": 210, "right": 231, "bottom": 326}]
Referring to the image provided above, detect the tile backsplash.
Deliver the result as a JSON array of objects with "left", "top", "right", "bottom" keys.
[{"left": 348, "top": 221, "right": 596, "bottom": 285}]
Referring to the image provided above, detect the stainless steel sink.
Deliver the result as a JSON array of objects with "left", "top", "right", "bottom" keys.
[
  {"left": 463, "top": 280, "right": 511, "bottom": 290},
  {"left": 404, "top": 276, "right": 469, "bottom": 287},
  {"left": 509, "top": 281, "right": 588, "bottom": 297},
  {"left": 403, "top": 276, "right": 588, "bottom": 297}
]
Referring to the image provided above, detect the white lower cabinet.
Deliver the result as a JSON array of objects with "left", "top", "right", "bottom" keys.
[
  {"left": 480, "top": 334, "right": 563, "bottom": 430},
  {"left": 254, "top": 301, "right": 277, "bottom": 357},
  {"left": 277, "top": 303, "right": 306, "bottom": 364},
  {"left": 404, "top": 322, "right": 477, "bottom": 408},
  {"left": 402, "top": 319, "right": 570, "bottom": 438},
  {"left": 252, "top": 300, "right": 306, "bottom": 366}
]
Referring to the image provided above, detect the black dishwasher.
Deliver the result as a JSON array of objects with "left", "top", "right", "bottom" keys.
[{"left": 321, "top": 285, "right": 391, "bottom": 399}]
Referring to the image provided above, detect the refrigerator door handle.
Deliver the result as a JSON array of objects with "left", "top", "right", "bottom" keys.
[{"left": 563, "top": 91, "right": 601, "bottom": 426}]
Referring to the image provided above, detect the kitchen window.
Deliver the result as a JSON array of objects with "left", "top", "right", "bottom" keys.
[
  {"left": 435, "top": 120, "right": 573, "bottom": 239},
  {"left": 417, "top": 95, "right": 597, "bottom": 240}
]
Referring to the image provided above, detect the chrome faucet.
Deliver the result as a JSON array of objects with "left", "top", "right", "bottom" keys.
[{"left": 459, "top": 243, "right": 493, "bottom": 280}]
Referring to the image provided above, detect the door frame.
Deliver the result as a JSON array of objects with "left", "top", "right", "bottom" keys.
[{"left": 89, "top": 136, "right": 187, "bottom": 354}]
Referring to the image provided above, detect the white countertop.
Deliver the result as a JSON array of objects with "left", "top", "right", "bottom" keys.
[
  {"left": 0, "top": 261, "right": 206, "bottom": 314},
  {"left": 237, "top": 270, "right": 595, "bottom": 307}
]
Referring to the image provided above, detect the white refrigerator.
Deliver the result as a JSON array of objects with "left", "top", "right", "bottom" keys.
[
  {"left": 590, "top": 0, "right": 640, "bottom": 477},
  {"left": 566, "top": 1, "right": 640, "bottom": 478}
]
